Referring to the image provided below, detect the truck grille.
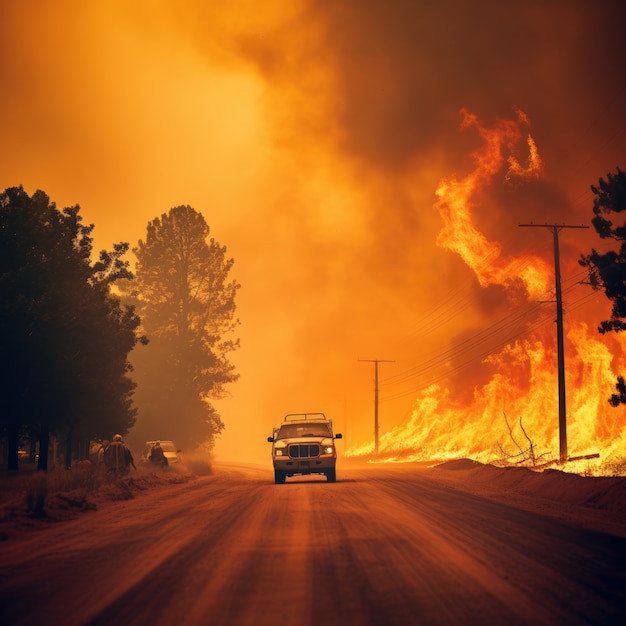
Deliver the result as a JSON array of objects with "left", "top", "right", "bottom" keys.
[{"left": 288, "top": 444, "right": 320, "bottom": 458}]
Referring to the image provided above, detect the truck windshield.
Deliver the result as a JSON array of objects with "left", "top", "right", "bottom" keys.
[{"left": 277, "top": 423, "right": 332, "bottom": 439}]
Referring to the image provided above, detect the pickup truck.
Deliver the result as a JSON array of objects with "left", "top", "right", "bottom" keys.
[{"left": 267, "top": 413, "right": 342, "bottom": 484}]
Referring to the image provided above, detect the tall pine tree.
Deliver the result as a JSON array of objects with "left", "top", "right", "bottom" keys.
[
  {"left": 0, "top": 186, "right": 143, "bottom": 470},
  {"left": 580, "top": 167, "right": 626, "bottom": 406},
  {"left": 127, "top": 205, "right": 240, "bottom": 450}
]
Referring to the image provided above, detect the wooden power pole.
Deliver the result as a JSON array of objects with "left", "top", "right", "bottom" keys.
[
  {"left": 358, "top": 359, "right": 395, "bottom": 453},
  {"left": 518, "top": 223, "right": 588, "bottom": 462}
]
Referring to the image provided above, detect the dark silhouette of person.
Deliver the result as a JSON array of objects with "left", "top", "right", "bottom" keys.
[
  {"left": 104, "top": 434, "right": 131, "bottom": 478},
  {"left": 149, "top": 441, "right": 168, "bottom": 467}
]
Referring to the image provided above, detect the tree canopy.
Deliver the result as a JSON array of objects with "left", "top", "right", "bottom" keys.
[
  {"left": 125, "top": 205, "right": 240, "bottom": 449},
  {"left": 0, "top": 186, "right": 144, "bottom": 470},
  {"left": 579, "top": 167, "right": 626, "bottom": 406}
]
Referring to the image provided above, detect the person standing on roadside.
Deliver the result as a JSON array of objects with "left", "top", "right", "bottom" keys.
[
  {"left": 148, "top": 441, "right": 168, "bottom": 468},
  {"left": 104, "top": 434, "right": 129, "bottom": 478}
]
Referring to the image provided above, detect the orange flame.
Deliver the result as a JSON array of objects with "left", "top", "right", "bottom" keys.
[
  {"left": 347, "top": 110, "right": 626, "bottom": 475},
  {"left": 434, "top": 108, "right": 549, "bottom": 297}
]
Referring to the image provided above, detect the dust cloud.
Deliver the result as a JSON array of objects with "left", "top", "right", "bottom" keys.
[{"left": 1, "top": 1, "right": 624, "bottom": 465}]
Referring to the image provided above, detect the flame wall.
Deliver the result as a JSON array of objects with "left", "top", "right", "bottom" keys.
[{"left": 348, "top": 110, "right": 626, "bottom": 472}]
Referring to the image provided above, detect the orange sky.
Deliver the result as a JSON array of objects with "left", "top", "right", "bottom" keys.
[{"left": 2, "top": 0, "right": 625, "bottom": 466}]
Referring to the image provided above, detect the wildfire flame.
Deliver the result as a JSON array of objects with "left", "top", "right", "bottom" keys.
[
  {"left": 346, "top": 109, "right": 626, "bottom": 475},
  {"left": 434, "top": 108, "right": 549, "bottom": 297}
]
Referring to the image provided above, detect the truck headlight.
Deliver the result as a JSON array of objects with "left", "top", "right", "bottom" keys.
[
  {"left": 274, "top": 441, "right": 287, "bottom": 457},
  {"left": 321, "top": 439, "right": 335, "bottom": 455}
]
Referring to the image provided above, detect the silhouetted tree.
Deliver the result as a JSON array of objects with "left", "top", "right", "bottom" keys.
[
  {"left": 126, "top": 205, "right": 239, "bottom": 449},
  {"left": 579, "top": 167, "right": 626, "bottom": 406},
  {"left": 0, "top": 186, "right": 144, "bottom": 470}
]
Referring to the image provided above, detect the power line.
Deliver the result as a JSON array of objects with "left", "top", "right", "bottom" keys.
[{"left": 378, "top": 269, "right": 597, "bottom": 403}]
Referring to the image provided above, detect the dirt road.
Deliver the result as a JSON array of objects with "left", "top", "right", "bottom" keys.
[{"left": 1, "top": 462, "right": 624, "bottom": 625}]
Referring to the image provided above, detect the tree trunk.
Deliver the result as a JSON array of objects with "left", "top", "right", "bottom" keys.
[
  {"left": 7, "top": 423, "right": 19, "bottom": 472},
  {"left": 65, "top": 430, "right": 73, "bottom": 470},
  {"left": 28, "top": 436, "right": 37, "bottom": 463},
  {"left": 37, "top": 431, "right": 50, "bottom": 472}
]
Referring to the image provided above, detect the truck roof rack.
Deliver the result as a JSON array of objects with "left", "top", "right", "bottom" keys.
[{"left": 283, "top": 412, "right": 328, "bottom": 422}]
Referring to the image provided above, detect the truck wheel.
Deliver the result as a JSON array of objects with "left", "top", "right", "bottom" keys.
[
  {"left": 326, "top": 469, "right": 336, "bottom": 482},
  {"left": 274, "top": 470, "right": 286, "bottom": 484}
]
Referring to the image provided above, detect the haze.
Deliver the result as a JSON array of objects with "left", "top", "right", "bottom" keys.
[{"left": 1, "top": 1, "right": 625, "bottom": 468}]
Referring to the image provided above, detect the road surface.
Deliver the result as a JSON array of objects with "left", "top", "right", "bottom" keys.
[{"left": 1, "top": 462, "right": 624, "bottom": 625}]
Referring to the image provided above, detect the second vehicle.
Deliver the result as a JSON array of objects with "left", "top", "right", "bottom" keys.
[{"left": 142, "top": 440, "right": 182, "bottom": 466}]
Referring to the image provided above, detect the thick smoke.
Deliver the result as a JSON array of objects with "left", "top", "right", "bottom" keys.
[{"left": 1, "top": 0, "right": 624, "bottom": 459}]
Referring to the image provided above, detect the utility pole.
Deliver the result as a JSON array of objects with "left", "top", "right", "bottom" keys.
[
  {"left": 519, "top": 223, "right": 588, "bottom": 463},
  {"left": 358, "top": 359, "right": 395, "bottom": 453}
]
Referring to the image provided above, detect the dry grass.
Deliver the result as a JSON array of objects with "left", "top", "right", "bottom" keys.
[
  {"left": 8, "top": 463, "right": 101, "bottom": 518},
  {"left": 0, "top": 461, "right": 200, "bottom": 534}
]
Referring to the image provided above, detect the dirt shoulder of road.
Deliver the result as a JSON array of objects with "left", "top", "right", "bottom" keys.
[{"left": 428, "top": 458, "right": 626, "bottom": 538}]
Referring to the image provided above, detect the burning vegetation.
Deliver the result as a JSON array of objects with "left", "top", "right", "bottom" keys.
[{"left": 346, "top": 111, "right": 626, "bottom": 476}]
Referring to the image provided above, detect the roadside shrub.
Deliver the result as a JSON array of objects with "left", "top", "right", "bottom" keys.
[{"left": 23, "top": 463, "right": 100, "bottom": 516}]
